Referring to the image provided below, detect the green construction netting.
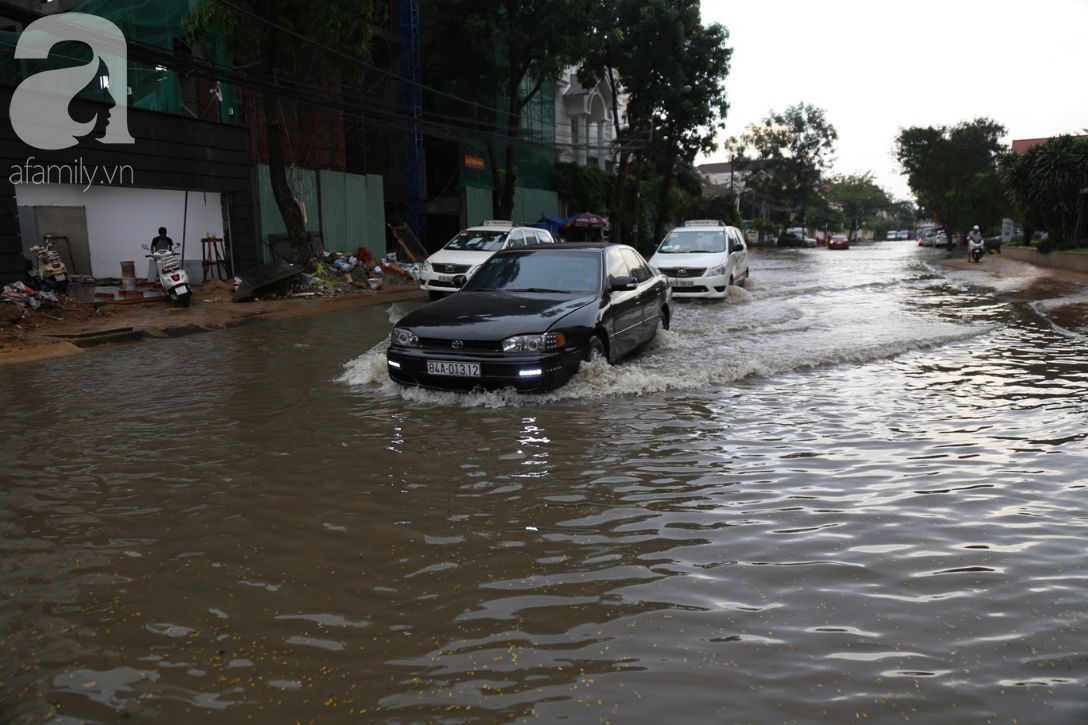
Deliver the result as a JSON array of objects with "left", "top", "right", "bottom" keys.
[
  {"left": 457, "top": 78, "right": 556, "bottom": 192},
  {"left": 0, "top": 0, "right": 237, "bottom": 123}
]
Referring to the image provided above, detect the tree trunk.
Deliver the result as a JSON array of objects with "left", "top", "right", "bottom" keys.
[
  {"left": 258, "top": 14, "right": 309, "bottom": 268},
  {"left": 629, "top": 153, "right": 645, "bottom": 253},
  {"left": 263, "top": 93, "right": 309, "bottom": 267},
  {"left": 610, "top": 152, "right": 630, "bottom": 245},
  {"left": 606, "top": 65, "right": 626, "bottom": 245},
  {"left": 497, "top": 139, "right": 517, "bottom": 221},
  {"left": 652, "top": 145, "right": 679, "bottom": 246}
]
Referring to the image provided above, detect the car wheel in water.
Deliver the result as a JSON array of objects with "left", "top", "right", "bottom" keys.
[
  {"left": 659, "top": 306, "right": 670, "bottom": 331},
  {"left": 584, "top": 335, "right": 607, "bottom": 363}
]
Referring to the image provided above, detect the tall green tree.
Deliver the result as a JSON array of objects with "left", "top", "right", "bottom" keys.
[
  {"left": 729, "top": 103, "right": 838, "bottom": 232},
  {"left": 422, "top": 0, "right": 593, "bottom": 221},
  {"left": 648, "top": 21, "right": 732, "bottom": 244},
  {"left": 580, "top": 0, "right": 730, "bottom": 248},
  {"left": 894, "top": 118, "right": 1007, "bottom": 238},
  {"left": 998, "top": 135, "right": 1088, "bottom": 249},
  {"left": 827, "top": 173, "right": 891, "bottom": 240},
  {"left": 185, "top": 0, "right": 381, "bottom": 266}
]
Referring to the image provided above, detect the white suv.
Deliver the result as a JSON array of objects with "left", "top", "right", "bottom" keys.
[
  {"left": 648, "top": 219, "right": 750, "bottom": 299},
  {"left": 419, "top": 221, "right": 556, "bottom": 299}
]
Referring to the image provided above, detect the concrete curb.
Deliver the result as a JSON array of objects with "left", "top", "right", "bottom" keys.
[{"left": 1001, "top": 246, "right": 1088, "bottom": 275}]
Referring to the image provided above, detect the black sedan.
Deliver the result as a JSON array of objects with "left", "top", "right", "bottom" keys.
[{"left": 387, "top": 243, "right": 672, "bottom": 393}]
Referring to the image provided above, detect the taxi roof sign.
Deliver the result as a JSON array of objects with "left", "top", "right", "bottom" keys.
[
  {"left": 683, "top": 219, "right": 725, "bottom": 227},
  {"left": 481, "top": 220, "right": 514, "bottom": 227}
]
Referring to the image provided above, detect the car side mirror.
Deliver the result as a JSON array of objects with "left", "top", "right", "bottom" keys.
[
  {"left": 452, "top": 274, "right": 468, "bottom": 288},
  {"left": 610, "top": 275, "right": 637, "bottom": 292}
]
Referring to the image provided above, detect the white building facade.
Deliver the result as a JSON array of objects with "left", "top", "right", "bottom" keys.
[{"left": 553, "top": 68, "right": 624, "bottom": 171}]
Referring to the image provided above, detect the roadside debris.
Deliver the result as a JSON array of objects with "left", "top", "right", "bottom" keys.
[
  {"left": 2, "top": 281, "right": 67, "bottom": 322},
  {"left": 232, "top": 248, "right": 421, "bottom": 302}
]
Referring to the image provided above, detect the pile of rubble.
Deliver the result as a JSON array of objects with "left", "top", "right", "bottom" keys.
[{"left": 232, "top": 248, "right": 422, "bottom": 302}]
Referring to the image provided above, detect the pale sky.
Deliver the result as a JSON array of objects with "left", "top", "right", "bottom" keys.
[{"left": 698, "top": 0, "right": 1088, "bottom": 203}]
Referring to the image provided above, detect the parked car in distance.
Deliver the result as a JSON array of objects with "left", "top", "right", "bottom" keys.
[
  {"left": 896, "top": 230, "right": 911, "bottom": 240},
  {"left": 387, "top": 243, "right": 671, "bottom": 393},
  {"left": 648, "top": 219, "right": 750, "bottom": 298},
  {"left": 419, "top": 220, "right": 555, "bottom": 300},
  {"left": 828, "top": 234, "right": 850, "bottom": 250},
  {"left": 777, "top": 231, "right": 818, "bottom": 248}
]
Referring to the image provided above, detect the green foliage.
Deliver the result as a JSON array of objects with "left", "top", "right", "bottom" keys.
[
  {"left": 552, "top": 162, "right": 615, "bottom": 215},
  {"left": 998, "top": 136, "right": 1088, "bottom": 249},
  {"left": 422, "top": 0, "right": 595, "bottom": 218},
  {"left": 895, "top": 118, "right": 1008, "bottom": 235},
  {"left": 185, "top": 0, "right": 379, "bottom": 80},
  {"left": 729, "top": 103, "right": 838, "bottom": 229},
  {"left": 580, "top": 0, "right": 732, "bottom": 242},
  {"left": 680, "top": 193, "right": 742, "bottom": 228}
]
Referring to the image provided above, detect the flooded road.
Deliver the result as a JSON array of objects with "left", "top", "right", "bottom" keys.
[{"left": 2, "top": 242, "right": 1086, "bottom": 724}]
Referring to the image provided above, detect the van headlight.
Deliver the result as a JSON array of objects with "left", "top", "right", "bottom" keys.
[
  {"left": 422, "top": 260, "right": 433, "bottom": 273},
  {"left": 708, "top": 264, "right": 727, "bottom": 277},
  {"left": 502, "top": 332, "right": 565, "bottom": 353}
]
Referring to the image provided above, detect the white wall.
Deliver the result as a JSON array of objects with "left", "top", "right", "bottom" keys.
[{"left": 15, "top": 184, "right": 223, "bottom": 282}]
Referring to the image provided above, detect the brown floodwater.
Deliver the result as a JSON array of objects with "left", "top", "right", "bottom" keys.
[{"left": 1, "top": 243, "right": 1086, "bottom": 724}]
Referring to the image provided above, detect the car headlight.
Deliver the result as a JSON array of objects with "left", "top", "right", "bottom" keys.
[
  {"left": 422, "top": 260, "right": 433, "bottom": 273},
  {"left": 391, "top": 327, "right": 419, "bottom": 347},
  {"left": 502, "top": 332, "right": 565, "bottom": 353},
  {"left": 466, "top": 264, "right": 482, "bottom": 278},
  {"left": 708, "top": 264, "right": 727, "bottom": 277}
]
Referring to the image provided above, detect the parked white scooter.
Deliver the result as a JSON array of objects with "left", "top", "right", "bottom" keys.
[
  {"left": 29, "top": 236, "right": 69, "bottom": 293},
  {"left": 142, "top": 243, "right": 192, "bottom": 307}
]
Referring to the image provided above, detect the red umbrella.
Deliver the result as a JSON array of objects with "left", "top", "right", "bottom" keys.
[{"left": 564, "top": 212, "right": 610, "bottom": 230}]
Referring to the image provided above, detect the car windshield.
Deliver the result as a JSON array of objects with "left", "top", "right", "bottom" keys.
[
  {"left": 656, "top": 230, "right": 726, "bottom": 254},
  {"left": 444, "top": 229, "right": 510, "bottom": 251},
  {"left": 465, "top": 250, "right": 601, "bottom": 293}
]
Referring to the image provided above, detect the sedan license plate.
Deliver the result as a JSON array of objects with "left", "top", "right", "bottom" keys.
[
  {"left": 427, "top": 360, "right": 480, "bottom": 377},
  {"left": 671, "top": 278, "right": 693, "bottom": 287}
]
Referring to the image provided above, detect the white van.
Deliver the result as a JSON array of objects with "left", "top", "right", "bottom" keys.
[
  {"left": 648, "top": 219, "right": 749, "bottom": 299},
  {"left": 419, "top": 221, "right": 555, "bottom": 299}
]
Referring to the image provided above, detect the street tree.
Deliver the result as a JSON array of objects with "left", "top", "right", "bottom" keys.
[
  {"left": 894, "top": 118, "right": 1007, "bottom": 238},
  {"left": 648, "top": 20, "right": 732, "bottom": 244},
  {"left": 729, "top": 103, "right": 838, "bottom": 233},
  {"left": 185, "top": 0, "right": 382, "bottom": 266},
  {"left": 422, "top": 0, "right": 593, "bottom": 221},
  {"left": 580, "top": 0, "right": 731, "bottom": 248},
  {"left": 997, "top": 135, "right": 1088, "bottom": 249},
  {"left": 827, "top": 173, "right": 891, "bottom": 240}
]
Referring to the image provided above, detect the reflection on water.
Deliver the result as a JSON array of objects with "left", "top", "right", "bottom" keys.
[{"left": 1, "top": 243, "right": 1086, "bottom": 724}]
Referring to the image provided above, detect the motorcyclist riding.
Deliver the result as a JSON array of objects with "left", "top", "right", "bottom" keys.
[{"left": 967, "top": 225, "right": 985, "bottom": 263}]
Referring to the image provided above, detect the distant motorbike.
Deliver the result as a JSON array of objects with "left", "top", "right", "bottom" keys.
[
  {"left": 29, "top": 236, "right": 68, "bottom": 293},
  {"left": 968, "top": 237, "right": 985, "bottom": 263},
  {"left": 142, "top": 244, "right": 192, "bottom": 307}
]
